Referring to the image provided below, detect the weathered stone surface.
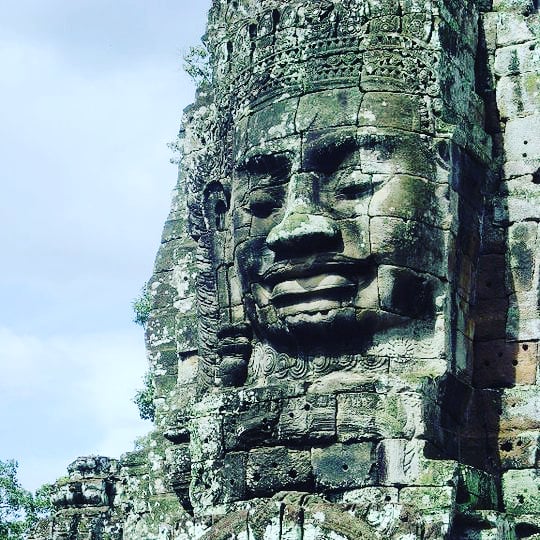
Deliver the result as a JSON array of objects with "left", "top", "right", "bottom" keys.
[
  {"left": 312, "top": 443, "right": 376, "bottom": 491},
  {"left": 503, "top": 469, "right": 540, "bottom": 515},
  {"left": 473, "top": 339, "right": 537, "bottom": 387},
  {"left": 336, "top": 391, "right": 424, "bottom": 441}
]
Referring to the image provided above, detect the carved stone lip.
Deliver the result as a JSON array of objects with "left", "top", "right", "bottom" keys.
[
  {"left": 261, "top": 254, "right": 368, "bottom": 286},
  {"left": 270, "top": 274, "right": 356, "bottom": 302}
]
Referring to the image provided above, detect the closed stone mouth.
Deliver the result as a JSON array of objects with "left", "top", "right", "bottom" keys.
[
  {"left": 262, "top": 255, "right": 370, "bottom": 287},
  {"left": 270, "top": 273, "right": 357, "bottom": 303}
]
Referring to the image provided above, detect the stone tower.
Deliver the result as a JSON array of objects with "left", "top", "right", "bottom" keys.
[{"left": 37, "top": 1, "right": 540, "bottom": 539}]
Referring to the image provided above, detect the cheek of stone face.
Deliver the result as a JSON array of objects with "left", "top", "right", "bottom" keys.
[
  {"left": 377, "top": 265, "right": 440, "bottom": 320},
  {"left": 370, "top": 217, "right": 448, "bottom": 279},
  {"left": 369, "top": 175, "right": 446, "bottom": 227},
  {"left": 339, "top": 216, "right": 371, "bottom": 260}
]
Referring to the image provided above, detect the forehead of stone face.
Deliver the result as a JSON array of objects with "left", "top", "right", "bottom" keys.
[
  {"left": 295, "top": 87, "right": 363, "bottom": 132},
  {"left": 244, "top": 96, "right": 300, "bottom": 150},
  {"left": 358, "top": 92, "right": 429, "bottom": 134}
]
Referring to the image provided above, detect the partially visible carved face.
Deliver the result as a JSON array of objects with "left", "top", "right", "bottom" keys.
[{"left": 231, "top": 89, "right": 446, "bottom": 351}]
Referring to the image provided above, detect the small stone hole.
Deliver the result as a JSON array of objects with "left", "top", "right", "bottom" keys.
[
  {"left": 523, "top": 344, "right": 529, "bottom": 351},
  {"left": 533, "top": 169, "right": 540, "bottom": 184},
  {"left": 342, "top": 464, "right": 349, "bottom": 471},
  {"left": 289, "top": 412, "right": 295, "bottom": 419},
  {"left": 385, "top": 495, "right": 392, "bottom": 502},
  {"left": 517, "top": 440, "right": 523, "bottom": 447},
  {"left": 523, "top": 153, "right": 528, "bottom": 158},
  {"left": 304, "top": 403, "right": 311, "bottom": 411},
  {"left": 524, "top": 140, "right": 529, "bottom": 145},
  {"left": 500, "top": 441, "right": 513, "bottom": 452},
  {"left": 512, "top": 360, "right": 518, "bottom": 366},
  {"left": 253, "top": 473, "right": 261, "bottom": 482},
  {"left": 288, "top": 469, "right": 298, "bottom": 479}
]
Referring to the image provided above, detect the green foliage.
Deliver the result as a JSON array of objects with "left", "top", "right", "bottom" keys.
[
  {"left": 183, "top": 45, "right": 211, "bottom": 89},
  {"left": 132, "top": 283, "right": 152, "bottom": 328},
  {"left": 0, "top": 460, "right": 52, "bottom": 539},
  {"left": 133, "top": 371, "right": 156, "bottom": 422}
]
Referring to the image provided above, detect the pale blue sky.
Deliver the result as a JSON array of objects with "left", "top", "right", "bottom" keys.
[{"left": 0, "top": 1, "right": 211, "bottom": 491}]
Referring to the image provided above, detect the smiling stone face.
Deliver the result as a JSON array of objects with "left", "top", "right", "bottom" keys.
[{"left": 230, "top": 89, "right": 448, "bottom": 352}]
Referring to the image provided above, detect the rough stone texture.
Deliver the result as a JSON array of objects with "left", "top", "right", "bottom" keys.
[{"left": 35, "top": 0, "right": 540, "bottom": 539}]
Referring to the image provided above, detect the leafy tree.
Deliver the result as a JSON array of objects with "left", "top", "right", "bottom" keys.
[
  {"left": 0, "top": 460, "right": 52, "bottom": 539},
  {"left": 133, "top": 370, "right": 156, "bottom": 422},
  {"left": 132, "top": 283, "right": 152, "bottom": 328},
  {"left": 183, "top": 45, "right": 211, "bottom": 90}
]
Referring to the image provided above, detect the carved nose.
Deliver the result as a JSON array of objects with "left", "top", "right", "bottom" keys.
[
  {"left": 266, "top": 172, "right": 340, "bottom": 253},
  {"left": 266, "top": 201, "right": 339, "bottom": 253}
]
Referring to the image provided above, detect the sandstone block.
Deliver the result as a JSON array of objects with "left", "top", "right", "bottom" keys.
[
  {"left": 337, "top": 391, "right": 423, "bottom": 442},
  {"left": 474, "top": 340, "right": 537, "bottom": 387},
  {"left": 370, "top": 216, "right": 448, "bottom": 278},
  {"left": 248, "top": 97, "right": 298, "bottom": 145},
  {"left": 503, "top": 469, "right": 540, "bottom": 514},
  {"left": 500, "top": 387, "right": 540, "bottom": 436},
  {"left": 494, "top": 41, "right": 540, "bottom": 76},
  {"left": 368, "top": 174, "right": 449, "bottom": 228},
  {"left": 277, "top": 394, "right": 336, "bottom": 443},
  {"left": 499, "top": 431, "right": 540, "bottom": 470},
  {"left": 377, "top": 439, "right": 458, "bottom": 487},
  {"left": 497, "top": 74, "right": 540, "bottom": 120},
  {"left": 296, "top": 87, "right": 361, "bottom": 131},
  {"left": 507, "top": 291, "right": 540, "bottom": 341},
  {"left": 311, "top": 442, "right": 376, "bottom": 490},
  {"left": 476, "top": 254, "right": 507, "bottom": 300},
  {"left": 246, "top": 447, "right": 312, "bottom": 496},
  {"left": 496, "top": 13, "right": 536, "bottom": 46},
  {"left": 504, "top": 114, "right": 540, "bottom": 163}
]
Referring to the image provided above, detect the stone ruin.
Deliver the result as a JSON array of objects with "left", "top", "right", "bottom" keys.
[{"left": 32, "top": 0, "right": 540, "bottom": 538}]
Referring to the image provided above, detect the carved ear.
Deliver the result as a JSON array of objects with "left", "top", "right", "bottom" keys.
[{"left": 203, "top": 181, "right": 230, "bottom": 232}]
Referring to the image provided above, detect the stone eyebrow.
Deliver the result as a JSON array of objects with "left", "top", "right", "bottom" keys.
[
  {"left": 304, "top": 134, "right": 359, "bottom": 174},
  {"left": 356, "top": 134, "right": 399, "bottom": 154},
  {"left": 236, "top": 151, "right": 291, "bottom": 176}
]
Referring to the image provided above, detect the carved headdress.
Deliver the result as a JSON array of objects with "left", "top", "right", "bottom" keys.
[{"left": 207, "top": 0, "right": 442, "bottom": 109}]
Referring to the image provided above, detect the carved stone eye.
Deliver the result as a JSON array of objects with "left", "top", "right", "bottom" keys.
[
  {"left": 336, "top": 183, "right": 370, "bottom": 201},
  {"left": 249, "top": 194, "right": 277, "bottom": 218}
]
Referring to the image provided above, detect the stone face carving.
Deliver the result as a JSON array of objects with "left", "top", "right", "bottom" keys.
[
  {"left": 231, "top": 98, "right": 445, "bottom": 356},
  {"left": 38, "top": 1, "right": 540, "bottom": 539}
]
